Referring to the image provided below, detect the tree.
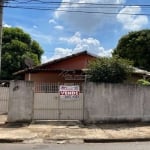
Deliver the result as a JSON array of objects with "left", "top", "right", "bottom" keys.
[
  {"left": 87, "top": 57, "right": 132, "bottom": 83},
  {"left": 113, "top": 29, "right": 150, "bottom": 71},
  {"left": 1, "top": 27, "right": 44, "bottom": 79}
]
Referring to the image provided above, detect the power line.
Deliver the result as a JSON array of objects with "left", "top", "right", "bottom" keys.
[
  {"left": 3, "top": 0, "right": 150, "bottom": 7},
  {"left": 2, "top": 0, "right": 150, "bottom": 16},
  {"left": 3, "top": 5, "right": 150, "bottom": 16},
  {"left": 4, "top": 4, "right": 150, "bottom": 9},
  {"left": 3, "top": 4, "right": 150, "bottom": 9},
  {"left": 2, "top": 5, "right": 126, "bottom": 9},
  {"left": 3, "top": 0, "right": 150, "bottom": 15},
  {"left": 6, "top": 1, "right": 150, "bottom": 7}
]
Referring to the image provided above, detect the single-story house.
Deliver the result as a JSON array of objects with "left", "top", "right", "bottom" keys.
[
  {"left": 14, "top": 50, "right": 150, "bottom": 84},
  {"left": 127, "top": 67, "right": 150, "bottom": 84},
  {"left": 14, "top": 51, "right": 96, "bottom": 83}
]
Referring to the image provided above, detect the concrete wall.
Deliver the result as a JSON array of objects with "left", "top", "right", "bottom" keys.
[
  {"left": 7, "top": 81, "right": 34, "bottom": 123},
  {"left": 84, "top": 83, "right": 150, "bottom": 122},
  {"left": 7, "top": 81, "right": 150, "bottom": 123},
  {"left": 143, "top": 86, "right": 150, "bottom": 121}
]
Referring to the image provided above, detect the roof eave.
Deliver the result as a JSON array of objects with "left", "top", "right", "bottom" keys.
[{"left": 13, "top": 50, "right": 98, "bottom": 75}]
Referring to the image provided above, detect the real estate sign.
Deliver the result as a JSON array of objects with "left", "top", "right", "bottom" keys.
[{"left": 59, "top": 85, "right": 80, "bottom": 100}]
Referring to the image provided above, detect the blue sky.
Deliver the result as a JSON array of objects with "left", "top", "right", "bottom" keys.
[{"left": 3, "top": 0, "right": 150, "bottom": 63}]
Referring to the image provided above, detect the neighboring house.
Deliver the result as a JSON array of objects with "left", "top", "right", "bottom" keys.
[
  {"left": 127, "top": 67, "right": 150, "bottom": 84},
  {"left": 14, "top": 51, "right": 96, "bottom": 83}
]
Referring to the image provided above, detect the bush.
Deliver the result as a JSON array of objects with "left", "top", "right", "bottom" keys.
[
  {"left": 87, "top": 57, "right": 133, "bottom": 83},
  {"left": 137, "top": 79, "right": 150, "bottom": 86}
]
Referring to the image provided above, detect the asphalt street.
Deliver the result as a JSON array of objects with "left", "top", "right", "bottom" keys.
[{"left": 1, "top": 142, "right": 150, "bottom": 150}]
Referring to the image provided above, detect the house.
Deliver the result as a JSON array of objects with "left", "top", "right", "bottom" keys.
[
  {"left": 14, "top": 50, "right": 150, "bottom": 84},
  {"left": 14, "top": 51, "right": 96, "bottom": 83},
  {"left": 126, "top": 67, "right": 150, "bottom": 84}
]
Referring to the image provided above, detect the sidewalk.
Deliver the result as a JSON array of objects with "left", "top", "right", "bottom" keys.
[{"left": 1, "top": 115, "right": 150, "bottom": 143}]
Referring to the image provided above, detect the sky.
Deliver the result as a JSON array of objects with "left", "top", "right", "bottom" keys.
[{"left": 3, "top": 0, "right": 150, "bottom": 63}]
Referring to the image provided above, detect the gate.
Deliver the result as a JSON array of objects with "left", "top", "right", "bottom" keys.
[
  {"left": 33, "top": 83, "right": 84, "bottom": 120},
  {"left": 0, "top": 86, "right": 9, "bottom": 114}
]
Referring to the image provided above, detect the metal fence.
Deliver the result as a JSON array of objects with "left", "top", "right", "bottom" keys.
[
  {"left": 34, "top": 82, "right": 83, "bottom": 93},
  {"left": 0, "top": 81, "right": 10, "bottom": 114},
  {"left": 33, "top": 82, "right": 84, "bottom": 120}
]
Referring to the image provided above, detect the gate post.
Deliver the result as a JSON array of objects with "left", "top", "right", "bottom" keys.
[
  {"left": 82, "top": 81, "right": 86, "bottom": 123},
  {"left": 82, "top": 78, "right": 89, "bottom": 123},
  {"left": 7, "top": 80, "right": 34, "bottom": 123}
]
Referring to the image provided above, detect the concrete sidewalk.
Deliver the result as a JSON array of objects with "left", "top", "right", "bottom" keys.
[{"left": 1, "top": 115, "right": 150, "bottom": 143}]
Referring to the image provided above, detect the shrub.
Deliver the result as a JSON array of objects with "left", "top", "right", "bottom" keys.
[
  {"left": 87, "top": 57, "right": 133, "bottom": 83},
  {"left": 137, "top": 79, "right": 150, "bottom": 86}
]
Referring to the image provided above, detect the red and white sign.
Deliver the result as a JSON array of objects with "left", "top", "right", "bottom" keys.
[{"left": 59, "top": 85, "right": 80, "bottom": 100}]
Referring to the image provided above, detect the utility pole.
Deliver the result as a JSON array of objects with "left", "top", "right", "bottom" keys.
[{"left": 0, "top": 0, "right": 4, "bottom": 79}]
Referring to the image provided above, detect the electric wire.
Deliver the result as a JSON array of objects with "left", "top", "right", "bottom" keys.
[{"left": 3, "top": 1, "right": 150, "bottom": 16}]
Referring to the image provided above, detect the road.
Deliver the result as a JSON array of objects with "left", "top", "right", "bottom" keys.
[{"left": 0, "top": 142, "right": 150, "bottom": 150}]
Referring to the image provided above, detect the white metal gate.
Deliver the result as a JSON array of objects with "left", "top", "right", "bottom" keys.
[
  {"left": 33, "top": 83, "right": 84, "bottom": 120},
  {"left": 0, "top": 87, "right": 9, "bottom": 114}
]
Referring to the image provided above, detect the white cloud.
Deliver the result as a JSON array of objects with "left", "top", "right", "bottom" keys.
[
  {"left": 49, "top": 19, "right": 57, "bottom": 24},
  {"left": 42, "top": 32, "right": 113, "bottom": 63},
  {"left": 117, "top": 6, "right": 148, "bottom": 30},
  {"left": 42, "top": 55, "right": 51, "bottom": 63},
  {"left": 42, "top": 32, "right": 112, "bottom": 63},
  {"left": 54, "top": 0, "right": 125, "bottom": 32},
  {"left": 54, "top": 25, "right": 64, "bottom": 30},
  {"left": 60, "top": 32, "right": 81, "bottom": 44},
  {"left": 49, "top": 19, "right": 64, "bottom": 30},
  {"left": 42, "top": 48, "right": 72, "bottom": 63},
  {"left": 60, "top": 32, "right": 112, "bottom": 56},
  {"left": 52, "top": 48, "right": 72, "bottom": 59},
  {"left": 3, "top": 23, "right": 11, "bottom": 28}
]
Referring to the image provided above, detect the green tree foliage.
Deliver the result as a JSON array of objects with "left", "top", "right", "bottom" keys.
[
  {"left": 113, "top": 29, "right": 150, "bottom": 71},
  {"left": 137, "top": 79, "right": 150, "bottom": 86},
  {"left": 87, "top": 57, "right": 132, "bottom": 83},
  {"left": 1, "top": 27, "right": 44, "bottom": 79}
]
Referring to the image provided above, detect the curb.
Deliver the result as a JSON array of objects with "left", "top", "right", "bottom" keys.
[
  {"left": 84, "top": 138, "right": 150, "bottom": 143},
  {"left": 0, "top": 139, "right": 23, "bottom": 143},
  {"left": 1, "top": 138, "right": 150, "bottom": 144}
]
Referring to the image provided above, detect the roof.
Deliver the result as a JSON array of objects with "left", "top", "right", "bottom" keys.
[
  {"left": 14, "top": 51, "right": 98, "bottom": 75},
  {"left": 133, "top": 67, "right": 150, "bottom": 76}
]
